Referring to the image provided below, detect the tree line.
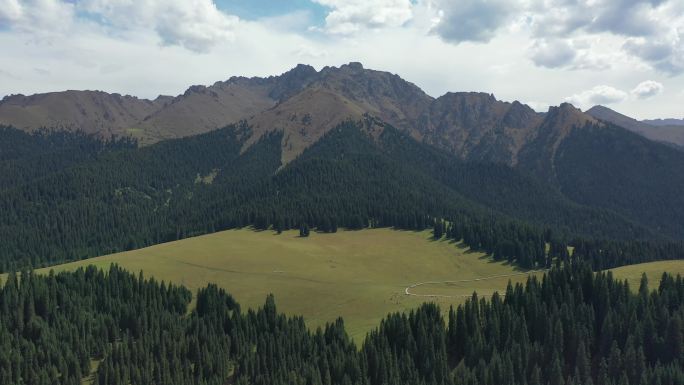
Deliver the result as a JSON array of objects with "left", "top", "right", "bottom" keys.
[{"left": 0, "top": 262, "right": 682, "bottom": 385}]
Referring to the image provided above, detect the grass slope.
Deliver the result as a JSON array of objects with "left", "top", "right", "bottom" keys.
[
  {"left": 35, "top": 228, "right": 535, "bottom": 339},
  {"left": 609, "top": 260, "right": 684, "bottom": 289}
]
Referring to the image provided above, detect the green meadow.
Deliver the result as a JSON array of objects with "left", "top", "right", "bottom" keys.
[
  {"left": 609, "top": 260, "right": 684, "bottom": 289},
  {"left": 34, "top": 228, "right": 536, "bottom": 339},
  {"left": 23, "top": 228, "right": 684, "bottom": 339}
]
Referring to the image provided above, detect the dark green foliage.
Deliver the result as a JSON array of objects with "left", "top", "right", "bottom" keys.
[
  {"left": 433, "top": 219, "right": 445, "bottom": 239},
  {"left": 299, "top": 223, "right": 310, "bottom": 237},
  {"left": 0, "top": 265, "right": 192, "bottom": 385},
  {"left": 1, "top": 262, "right": 683, "bottom": 385},
  {"left": 0, "top": 122, "right": 681, "bottom": 273},
  {"left": 0, "top": 126, "right": 136, "bottom": 189},
  {"left": 447, "top": 263, "right": 684, "bottom": 385},
  {"left": 550, "top": 122, "right": 684, "bottom": 239}
]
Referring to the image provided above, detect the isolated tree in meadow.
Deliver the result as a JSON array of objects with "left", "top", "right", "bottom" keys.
[{"left": 299, "top": 223, "right": 310, "bottom": 237}]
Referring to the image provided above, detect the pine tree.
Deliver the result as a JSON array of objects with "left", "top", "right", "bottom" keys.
[{"left": 299, "top": 223, "right": 310, "bottom": 238}]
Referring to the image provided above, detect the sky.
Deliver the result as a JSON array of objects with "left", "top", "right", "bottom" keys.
[{"left": 1, "top": 0, "right": 683, "bottom": 120}]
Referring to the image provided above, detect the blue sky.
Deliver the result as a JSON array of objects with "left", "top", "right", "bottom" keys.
[
  {"left": 216, "top": 0, "right": 327, "bottom": 22},
  {"left": 0, "top": 0, "right": 683, "bottom": 119}
]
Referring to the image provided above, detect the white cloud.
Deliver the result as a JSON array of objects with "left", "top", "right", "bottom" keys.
[
  {"left": 527, "top": 0, "right": 665, "bottom": 38},
  {"left": 0, "top": 0, "right": 683, "bottom": 121},
  {"left": 528, "top": 37, "right": 615, "bottom": 70},
  {"left": 312, "top": 0, "right": 413, "bottom": 34},
  {"left": 0, "top": 0, "right": 22, "bottom": 24},
  {"left": 565, "top": 85, "right": 629, "bottom": 108},
  {"left": 623, "top": 35, "right": 684, "bottom": 75},
  {"left": 430, "top": 0, "right": 516, "bottom": 43},
  {"left": 529, "top": 38, "right": 577, "bottom": 68},
  {"left": 526, "top": 0, "right": 684, "bottom": 74},
  {"left": 0, "top": 0, "right": 239, "bottom": 52},
  {"left": 423, "top": 0, "right": 684, "bottom": 75},
  {"left": 0, "top": 0, "right": 74, "bottom": 34},
  {"left": 631, "top": 80, "right": 664, "bottom": 99},
  {"left": 78, "top": 0, "right": 239, "bottom": 52}
]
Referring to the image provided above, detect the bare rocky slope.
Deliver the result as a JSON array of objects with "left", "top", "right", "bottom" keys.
[{"left": 1, "top": 62, "right": 676, "bottom": 164}]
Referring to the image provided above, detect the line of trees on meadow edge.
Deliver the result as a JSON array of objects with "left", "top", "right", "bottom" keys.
[
  {"left": 0, "top": 262, "right": 682, "bottom": 385},
  {"left": 431, "top": 218, "right": 684, "bottom": 271}
]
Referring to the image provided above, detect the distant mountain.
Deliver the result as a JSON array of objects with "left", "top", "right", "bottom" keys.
[
  {"left": 0, "top": 64, "right": 320, "bottom": 144},
  {"left": 136, "top": 64, "right": 320, "bottom": 143},
  {"left": 0, "top": 63, "right": 589, "bottom": 166},
  {"left": 643, "top": 118, "right": 684, "bottom": 127},
  {"left": 0, "top": 91, "right": 166, "bottom": 141},
  {"left": 586, "top": 105, "right": 684, "bottom": 148}
]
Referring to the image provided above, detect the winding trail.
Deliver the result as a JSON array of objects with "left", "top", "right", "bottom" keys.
[{"left": 405, "top": 269, "right": 548, "bottom": 299}]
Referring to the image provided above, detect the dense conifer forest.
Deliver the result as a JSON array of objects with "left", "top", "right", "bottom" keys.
[
  {"left": 1, "top": 262, "right": 682, "bottom": 385},
  {"left": 1, "top": 123, "right": 683, "bottom": 272},
  {"left": 554, "top": 123, "right": 684, "bottom": 239}
]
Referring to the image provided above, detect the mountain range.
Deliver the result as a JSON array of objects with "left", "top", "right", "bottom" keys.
[
  {"left": 3, "top": 62, "right": 682, "bottom": 160},
  {"left": 2, "top": 63, "right": 684, "bottom": 269}
]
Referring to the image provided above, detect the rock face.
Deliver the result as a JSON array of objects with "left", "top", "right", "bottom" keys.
[
  {"left": 419, "top": 93, "right": 543, "bottom": 164},
  {"left": 238, "top": 64, "right": 594, "bottom": 167},
  {"left": 1, "top": 62, "right": 661, "bottom": 166},
  {"left": 244, "top": 62, "right": 434, "bottom": 163}
]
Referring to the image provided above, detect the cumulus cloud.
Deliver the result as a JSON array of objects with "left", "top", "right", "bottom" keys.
[
  {"left": 0, "top": 0, "right": 22, "bottom": 25},
  {"left": 527, "top": 37, "right": 614, "bottom": 70},
  {"left": 623, "top": 36, "right": 684, "bottom": 75},
  {"left": 78, "top": 0, "right": 239, "bottom": 52},
  {"left": 527, "top": 0, "right": 665, "bottom": 38},
  {"left": 0, "top": 0, "right": 239, "bottom": 52},
  {"left": 559, "top": 80, "right": 665, "bottom": 109},
  {"left": 525, "top": 0, "right": 684, "bottom": 74},
  {"left": 529, "top": 38, "right": 577, "bottom": 68},
  {"left": 422, "top": 0, "right": 683, "bottom": 75},
  {"left": 631, "top": 80, "right": 664, "bottom": 98},
  {"left": 431, "top": 0, "right": 516, "bottom": 44},
  {"left": 312, "top": 0, "right": 413, "bottom": 34},
  {"left": 0, "top": 0, "right": 74, "bottom": 34},
  {"left": 565, "top": 85, "right": 629, "bottom": 108},
  {"left": 421, "top": 0, "right": 684, "bottom": 74},
  {"left": 589, "top": 0, "right": 662, "bottom": 37}
]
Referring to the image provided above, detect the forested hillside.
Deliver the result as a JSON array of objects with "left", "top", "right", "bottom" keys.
[
  {"left": 3, "top": 121, "right": 677, "bottom": 272},
  {"left": 3, "top": 64, "right": 684, "bottom": 252},
  {"left": 553, "top": 123, "right": 684, "bottom": 238},
  {"left": 0, "top": 127, "right": 136, "bottom": 189},
  {"left": 1, "top": 262, "right": 682, "bottom": 385}
]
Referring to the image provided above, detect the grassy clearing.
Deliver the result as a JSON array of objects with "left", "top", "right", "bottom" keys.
[
  {"left": 609, "top": 260, "right": 684, "bottom": 290},
  {"left": 37, "top": 229, "right": 538, "bottom": 339}
]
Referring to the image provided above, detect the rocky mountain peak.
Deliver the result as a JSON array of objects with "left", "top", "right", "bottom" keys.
[
  {"left": 268, "top": 64, "right": 319, "bottom": 101},
  {"left": 545, "top": 103, "right": 596, "bottom": 130}
]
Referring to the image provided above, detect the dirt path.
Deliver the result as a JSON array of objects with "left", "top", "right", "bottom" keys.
[{"left": 404, "top": 269, "right": 548, "bottom": 298}]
